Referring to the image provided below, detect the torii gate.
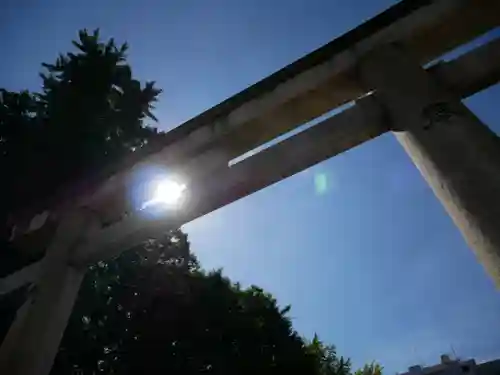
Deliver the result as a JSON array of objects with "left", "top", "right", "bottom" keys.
[{"left": 1, "top": 1, "right": 500, "bottom": 374}]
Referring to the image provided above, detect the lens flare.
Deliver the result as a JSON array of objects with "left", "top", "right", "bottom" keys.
[{"left": 142, "top": 178, "right": 187, "bottom": 209}]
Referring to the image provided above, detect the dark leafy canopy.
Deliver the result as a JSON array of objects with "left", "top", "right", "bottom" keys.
[
  {"left": 51, "top": 231, "right": 350, "bottom": 375},
  {"left": 0, "top": 28, "right": 161, "bottom": 221},
  {"left": 307, "top": 334, "right": 352, "bottom": 375}
]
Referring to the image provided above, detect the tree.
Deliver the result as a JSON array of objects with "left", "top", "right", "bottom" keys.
[
  {"left": 355, "top": 362, "right": 384, "bottom": 375},
  {"left": 306, "top": 334, "right": 352, "bottom": 375},
  {"left": 51, "top": 230, "right": 325, "bottom": 375},
  {"left": 1, "top": 28, "right": 162, "bottom": 225}
]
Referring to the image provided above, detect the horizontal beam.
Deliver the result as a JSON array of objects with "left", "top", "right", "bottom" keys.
[
  {"left": 72, "top": 95, "right": 387, "bottom": 265},
  {"left": 0, "top": 260, "right": 42, "bottom": 296},
  {"left": 11, "top": 0, "right": 496, "bottom": 233},
  {"left": 72, "top": 36, "right": 500, "bottom": 266},
  {"left": 104, "top": 0, "right": 499, "bottom": 171},
  {"left": 81, "top": 0, "right": 499, "bottom": 221},
  {"left": 89, "top": 33, "right": 500, "bottom": 220},
  {"left": 430, "top": 37, "right": 500, "bottom": 98}
]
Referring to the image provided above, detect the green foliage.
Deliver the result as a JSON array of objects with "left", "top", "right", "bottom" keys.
[
  {"left": 355, "top": 362, "right": 384, "bottom": 375},
  {"left": 37, "top": 29, "right": 161, "bottom": 169},
  {"left": 0, "top": 28, "right": 162, "bottom": 219},
  {"left": 52, "top": 230, "right": 193, "bottom": 374},
  {"left": 306, "top": 334, "right": 352, "bottom": 375},
  {"left": 51, "top": 231, "right": 324, "bottom": 375}
]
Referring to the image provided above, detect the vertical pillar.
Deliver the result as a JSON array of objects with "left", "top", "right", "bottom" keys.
[
  {"left": 0, "top": 209, "right": 97, "bottom": 375},
  {"left": 359, "top": 44, "right": 500, "bottom": 287}
]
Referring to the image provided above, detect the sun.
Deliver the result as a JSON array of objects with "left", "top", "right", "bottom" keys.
[
  {"left": 142, "top": 178, "right": 187, "bottom": 209},
  {"left": 153, "top": 179, "right": 186, "bottom": 205}
]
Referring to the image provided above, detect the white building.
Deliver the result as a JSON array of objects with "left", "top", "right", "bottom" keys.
[{"left": 401, "top": 355, "right": 500, "bottom": 375}]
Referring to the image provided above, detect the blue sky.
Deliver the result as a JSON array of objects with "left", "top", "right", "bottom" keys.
[{"left": 2, "top": 0, "right": 500, "bottom": 372}]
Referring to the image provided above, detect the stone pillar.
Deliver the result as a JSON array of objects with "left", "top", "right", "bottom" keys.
[
  {"left": 359, "top": 44, "right": 500, "bottom": 287},
  {"left": 0, "top": 210, "right": 97, "bottom": 375}
]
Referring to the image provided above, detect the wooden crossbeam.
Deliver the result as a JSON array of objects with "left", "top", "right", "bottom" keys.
[
  {"left": 83, "top": 0, "right": 499, "bottom": 224},
  {"left": 8, "top": 0, "right": 499, "bottom": 240},
  {"left": 0, "top": 261, "right": 42, "bottom": 296},
  {"left": 71, "top": 37, "right": 500, "bottom": 266}
]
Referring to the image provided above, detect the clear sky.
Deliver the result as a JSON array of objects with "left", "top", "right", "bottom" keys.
[{"left": 2, "top": 0, "right": 500, "bottom": 372}]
